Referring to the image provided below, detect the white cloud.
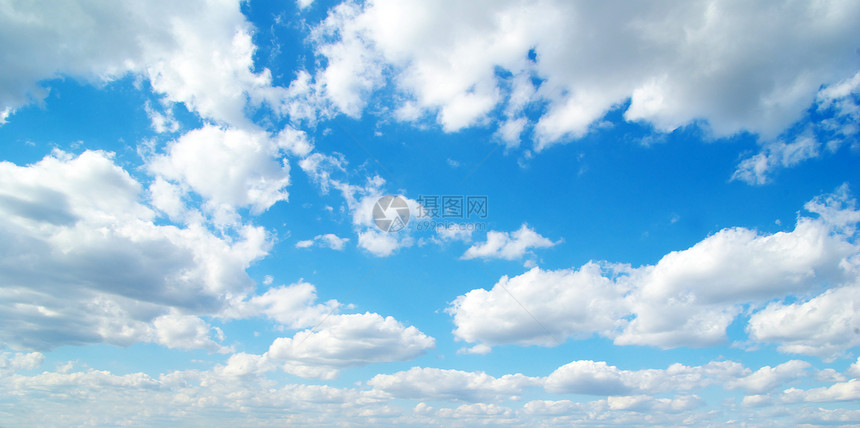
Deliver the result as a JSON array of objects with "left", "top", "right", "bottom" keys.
[
  {"left": 606, "top": 395, "right": 703, "bottom": 413},
  {"left": 726, "top": 360, "right": 811, "bottom": 394},
  {"left": 317, "top": 233, "right": 350, "bottom": 250},
  {"left": 0, "top": 352, "right": 843, "bottom": 426},
  {"left": 305, "top": 0, "right": 860, "bottom": 149},
  {"left": 495, "top": 117, "right": 528, "bottom": 148},
  {"left": 295, "top": 239, "right": 314, "bottom": 248},
  {"left": 0, "top": 0, "right": 286, "bottom": 127},
  {"left": 265, "top": 312, "right": 435, "bottom": 379},
  {"left": 296, "top": 0, "right": 315, "bottom": 11},
  {"left": 747, "top": 281, "right": 860, "bottom": 361},
  {"left": 307, "top": 2, "right": 385, "bottom": 118},
  {"left": 732, "top": 134, "right": 822, "bottom": 185},
  {"left": 298, "top": 152, "right": 347, "bottom": 194},
  {"left": 148, "top": 125, "right": 302, "bottom": 221},
  {"left": 152, "top": 312, "right": 229, "bottom": 353},
  {"left": 544, "top": 360, "right": 745, "bottom": 396},
  {"left": 782, "top": 379, "right": 860, "bottom": 403},
  {"left": 0, "top": 352, "right": 44, "bottom": 372},
  {"left": 805, "top": 183, "right": 860, "bottom": 235},
  {"left": 242, "top": 281, "right": 340, "bottom": 329},
  {"left": 448, "top": 263, "right": 628, "bottom": 347},
  {"left": 0, "top": 360, "right": 391, "bottom": 427},
  {"left": 295, "top": 233, "right": 350, "bottom": 250},
  {"left": 457, "top": 344, "right": 492, "bottom": 355},
  {"left": 0, "top": 150, "right": 268, "bottom": 351},
  {"left": 0, "top": 107, "right": 12, "bottom": 125},
  {"left": 148, "top": 176, "right": 198, "bottom": 223},
  {"left": 143, "top": 101, "right": 179, "bottom": 133},
  {"left": 614, "top": 215, "right": 855, "bottom": 349},
  {"left": 817, "top": 71, "right": 860, "bottom": 146},
  {"left": 448, "top": 186, "right": 859, "bottom": 351},
  {"left": 357, "top": 229, "right": 404, "bottom": 257},
  {"left": 461, "top": 224, "right": 558, "bottom": 260},
  {"left": 849, "top": 357, "right": 860, "bottom": 378},
  {"left": 368, "top": 367, "right": 541, "bottom": 402}
]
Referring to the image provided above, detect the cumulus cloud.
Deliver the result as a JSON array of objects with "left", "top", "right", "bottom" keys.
[
  {"left": 461, "top": 224, "right": 558, "bottom": 260},
  {"left": 448, "top": 263, "right": 628, "bottom": 347},
  {"left": 0, "top": 0, "right": 289, "bottom": 127},
  {"left": 265, "top": 313, "right": 435, "bottom": 379},
  {"left": 782, "top": 379, "right": 860, "bottom": 403},
  {"left": 544, "top": 360, "right": 746, "bottom": 396},
  {"left": 726, "top": 360, "right": 811, "bottom": 394},
  {"left": 369, "top": 367, "right": 541, "bottom": 402},
  {"left": 304, "top": 0, "right": 860, "bottom": 149},
  {"left": 448, "top": 186, "right": 859, "bottom": 352},
  {"left": 239, "top": 281, "right": 340, "bottom": 329},
  {"left": 747, "top": 281, "right": 860, "bottom": 361},
  {"left": 147, "top": 124, "right": 311, "bottom": 223},
  {"left": 0, "top": 150, "right": 268, "bottom": 351},
  {"left": 152, "top": 312, "right": 229, "bottom": 353}
]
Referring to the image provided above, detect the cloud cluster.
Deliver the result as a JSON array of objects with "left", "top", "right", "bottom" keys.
[
  {"left": 0, "top": 0, "right": 286, "bottom": 127},
  {"left": 1, "top": 349, "right": 853, "bottom": 427},
  {"left": 303, "top": 0, "right": 860, "bottom": 150},
  {"left": 448, "top": 186, "right": 860, "bottom": 355},
  {"left": 0, "top": 150, "right": 267, "bottom": 351},
  {"left": 0, "top": 150, "right": 428, "bottom": 361}
]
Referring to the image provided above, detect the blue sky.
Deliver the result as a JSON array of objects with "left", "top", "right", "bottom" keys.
[{"left": 1, "top": 0, "right": 860, "bottom": 426}]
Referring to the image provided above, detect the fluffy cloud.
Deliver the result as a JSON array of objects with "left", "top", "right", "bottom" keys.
[
  {"left": 265, "top": 313, "right": 435, "bottom": 379},
  {"left": 544, "top": 360, "right": 745, "bottom": 396},
  {"left": 726, "top": 360, "right": 811, "bottom": 394},
  {"left": 239, "top": 281, "right": 340, "bottom": 329},
  {"left": 305, "top": 0, "right": 860, "bottom": 149},
  {"left": 448, "top": 186, "right": 859, "bottom": 352},
  {"left": 369, "top": 367, "right": 541, "bottom": 402},
  {"left": 461, "top": 224, "right": 558, "bottom": 260},
  {"left": 148, "top": 124, "right": 311, "bottom": 222},
  {"left": 0, "top": 150, "right": 268, "bottom": 351},
  {"left": 152, "top": 311, "right": 229, "bottom": 353},
  {"left": 0, "top": 0, "right": 286, "bottom": 127},
  {"left": 448, "top": 263, "right": 628, "bottom": 348},
  {"left": 783, "top": 380, "right": 860, "bottom": 403},
  {"left": 747, "top": 281, "right": 860, "bottom": 360}
]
